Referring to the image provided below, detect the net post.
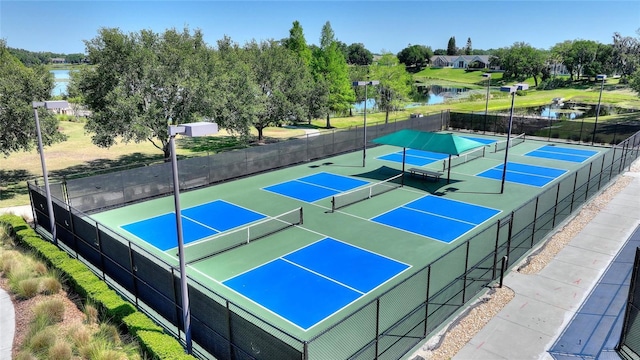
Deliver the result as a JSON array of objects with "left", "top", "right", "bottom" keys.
[
  {"left": 331, "top": 197, "right": 336, "bottom": 213},
  {"left": 299, "top": 207, "right": 304, "bottom": 225}
]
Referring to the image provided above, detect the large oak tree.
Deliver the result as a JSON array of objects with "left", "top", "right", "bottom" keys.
[{"left": 0, "top": 41, "right": 65, "bottom": 156}]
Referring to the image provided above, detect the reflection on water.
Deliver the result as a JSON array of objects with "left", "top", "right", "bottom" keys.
[
  {"left": 525, "top": 102, "right": 637, "bottom": 120},
  {"left": 353, "top": 84, "right": 470, "bottom": 111}
]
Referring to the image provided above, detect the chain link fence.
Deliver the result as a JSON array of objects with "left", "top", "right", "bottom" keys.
[{"left": 28, "top": 117, "right": 640, "bottom": 359}]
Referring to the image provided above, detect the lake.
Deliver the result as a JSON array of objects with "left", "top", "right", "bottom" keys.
[
  {"left": 51, "top": 69, "right": 70, "bottom": 96},
  {"left": 354, "top": 85, "right": 470, "bottom": 111}
]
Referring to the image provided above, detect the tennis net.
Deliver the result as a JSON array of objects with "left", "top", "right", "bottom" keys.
[
  {"left": 493, "top": 133, "right": 526, "bottom": 152},
  {"left": 331, "top": 174, "right": 403, "bottom": 212},
  {"left": 443, "top": 146, "right": 486, "bottom": 170},
  {"left": 184, "top": 207, "right": 303, "bottom": 264}
]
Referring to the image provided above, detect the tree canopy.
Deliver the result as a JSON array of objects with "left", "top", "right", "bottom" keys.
[
  {"left": 370, "top": 53, "right": 412, "bottom": 123},
  {"left": 72, "top": 27, "right": 220, "bottom": 158},
  {"left": 0, "top": 41, "right": 65, "bottom": 156},
  {"left": 311, "top": 21, "right": 355, "bottom": 128},
  {"left": 397, "top": 44, "right": 433, "bottom": 70}
]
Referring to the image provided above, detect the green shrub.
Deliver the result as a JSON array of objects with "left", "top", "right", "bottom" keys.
[{"left": 0, "top": 215, "right": 196, "bottom": 360}]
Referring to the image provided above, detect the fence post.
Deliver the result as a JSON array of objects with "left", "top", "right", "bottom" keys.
[
  {"left": 499, "top": 256, "right": 508, "bottom": 288},
  {"left": 585, "top": 162, "right": 593, "bottom": 202},
  {"left": 424, "top": 266, "right": 431, "bottom": 337},
  {"left": 570, "top": 172, "right": 578, "bottom": 213},
  {"left": 492, "top": 218, "right": 501, "bottom": 280},
  {"left": 552, "top": 183, "right": 561, "bottom": 228},
  {"left": 531, "top": 197, "right": 540, "bottom": 248}
]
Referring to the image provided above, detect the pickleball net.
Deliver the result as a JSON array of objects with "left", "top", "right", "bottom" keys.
[
  {"left": 184, "top": 207, "right": 303, "bottom": 264},
  {"left": 493, "top": 133, "right": 526, "bottom": 152},
  {"left": 443, "top": 146, "right": 486, "bottom": 170},
  {"left": 331, "top": 173, "right": 403, "bottom": 212}
]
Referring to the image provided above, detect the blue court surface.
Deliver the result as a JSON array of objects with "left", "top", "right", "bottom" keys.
[
  {"left": 525, "top": 145, "right": 599, "bottom": 163},
  {"left": 378, "top": 149, "right": 448, "bottom": 166},
  {"left": 476, "top": 162, "right": 568, "bottom": 187},
  {"left": 263, "top": 172, "right": 369, "bottom": 202},
  {"left": 372, "top": 195, "right": 500, "bottom": 243},
  {"left": 121, "top": 200, "right": 265, "bottom": 251},
  {"left": 461, "top": 136, "right": 497, "bottom": 145},
  {"left": 223, "top": 237, "right": 410, "bottom": 330},
  {"left": 549, "top": 225, "right": 640, "bottom": 359}
]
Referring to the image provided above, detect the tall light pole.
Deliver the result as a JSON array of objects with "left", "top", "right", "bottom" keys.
[
  {"left": 482, "top": 73, "right": 491, "bottom": 134},
  {"left": 169, "top": 121, "right": 218, "bottom": 354},
  {"left": 498, "top": 83, "right": 529, "bottom": 194},
  {"left": 353, "top": 80, "right": 379, "bottom": 167},
  {"left": 591, "top": 74, "right": 607, "bottom": 145},
  {"left": 33, "top": 100, "right": 69, "bottom": 244}
]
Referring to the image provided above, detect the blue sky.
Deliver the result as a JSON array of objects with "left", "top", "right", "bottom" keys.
[{"left": 1, "top": 1, "right": 638, "bottom": 54}]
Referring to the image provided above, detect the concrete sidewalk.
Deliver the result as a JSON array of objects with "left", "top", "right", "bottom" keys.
[{"left": 452, "top": 169, "right": 640, "bottom": 359}]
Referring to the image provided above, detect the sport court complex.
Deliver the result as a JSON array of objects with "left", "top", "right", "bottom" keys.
[{"left": 30, "top": 114, "right": 640, "bottom": 360}]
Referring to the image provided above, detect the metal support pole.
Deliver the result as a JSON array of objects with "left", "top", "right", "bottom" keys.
[
  {"left": 170, "top": 134, "right": 192, "bottom": 354},
  {"left": 363, "top": 83, "right": 368, "bottom": 167},
  {"left": 501, "top": 92, "right": 516, "bottom": 194},
  {"left": 592, "top": 76, "right": 605, "bottom": 145},
  {"left": 33, "top": 106, "right": 57, "bottom": 244}
]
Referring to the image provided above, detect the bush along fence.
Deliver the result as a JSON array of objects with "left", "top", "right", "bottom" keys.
[
  {"left": 0, "top": 214, "right": 195, "bottom": 360},
  {"left": 26, "top": 125, "right": 640, "bottom": 359}
]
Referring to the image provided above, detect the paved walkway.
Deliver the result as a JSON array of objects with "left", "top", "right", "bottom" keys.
[{"left": 452, "top": 168, "right": 640, "bottom": 360}]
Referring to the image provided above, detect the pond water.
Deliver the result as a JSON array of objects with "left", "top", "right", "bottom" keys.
[
  {"left": 353, "top": 84, "right": 470, "bottom": 111},
  {"left": 51, "top": 69, "right": 70, "bottom": 96},
  {"left": 523, "top": 102, "right": 638, "bottom": 120}
]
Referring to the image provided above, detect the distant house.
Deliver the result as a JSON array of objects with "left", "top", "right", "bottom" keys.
[
  {"left": 430, "top": 55, "right": 497, "bottom": 70},
  {"left": 50, "top": 57, "right": 66, "bottom": 64}
]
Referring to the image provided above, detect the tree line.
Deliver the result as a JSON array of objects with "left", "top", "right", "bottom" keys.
[{"left": 2, "top": 21, "right": 640, "bottom": 158}]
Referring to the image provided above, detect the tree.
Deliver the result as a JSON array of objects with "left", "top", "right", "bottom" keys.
[
  {"left": 370, "top": 53, "right": 412, "bottom": 123},
  {"left": 495, "top": 42, "right": 547, "bottom": 86},
  {"left": 447, "top": 36, "right": 457, "bottom": 55},
  {"left": 72, "top": 27, "right": 220, "bottom": 158},
  {"left": 397, "top": 44, "right": 433, "bottom": 70},
  {"left": 346, "top": 43, "right": 373, "bottom": 65},
  {"left": 283, "top": 21, "right": 312, "bottom": 66},
  {"left": 433, "top": 49, "right": 447, "bottom": 55},
  {"left": 465, "top": 37, "right": 472, "bottom": 55},
  {"left": 0, "top": 41, "right": 65, "bottom": 156},
  {"left": 241, "top": 40, "right": 312, "bottom": 141},
  {"left": 311, "top": 21, "right": 355, "bottom": 128},
  {"left": 612, "top": 32, "right": 640, "bottom": 81}
]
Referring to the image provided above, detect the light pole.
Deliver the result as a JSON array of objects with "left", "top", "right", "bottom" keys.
[
  {"left": 33, "top": 100, "right": 69, "bottom": 244},
  {"left": 591, "top": 74, "right": 607, "bottom": 145},
  {"left": 353, "top": 80, "right": 379, "bottom": 167},
  {"left": 482, "top": 73, "right": 491, "bottom": 134},
  {"left": 498, "top": 83, "right": 529, "bottom": 194},
  {"left": 168, "top": 121, "right": 218, "bottom": 354}
]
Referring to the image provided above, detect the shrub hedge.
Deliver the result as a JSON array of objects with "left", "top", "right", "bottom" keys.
[{"left": 0, "top": 214, "right": 195, "bottom": 360}]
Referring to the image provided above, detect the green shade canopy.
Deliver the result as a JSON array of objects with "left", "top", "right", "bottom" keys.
[{"left": 372, "top": 129, "right": 485, "bottom": 155}]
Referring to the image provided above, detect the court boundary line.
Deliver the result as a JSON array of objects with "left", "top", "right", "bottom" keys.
[
  {"left": 525, "top": 149, "right": 592, "bottom": 163},
  {"left": 369, "top": 194, "right": 502, "bottom": 244},
  {"left": 401, "top": 205, "right": 479, "bottom": 226},
  {"left": 476, "top": 166, "right": 560, "bottom": 180},
  {"left": 217, "top": 236, "right": 413, "bottom": 331}
]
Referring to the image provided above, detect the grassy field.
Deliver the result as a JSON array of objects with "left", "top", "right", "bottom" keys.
[{"left": 2, "top": 68, "right": 639, "bottom": 208}]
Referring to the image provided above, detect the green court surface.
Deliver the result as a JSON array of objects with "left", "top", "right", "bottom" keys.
[{"left": 90, "top": 133, "right": 608, "bottom": 339}]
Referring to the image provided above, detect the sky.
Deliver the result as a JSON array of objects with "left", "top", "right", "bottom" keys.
[{"left": 1, "top": 1, "right": 639, "bottom": 55}]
